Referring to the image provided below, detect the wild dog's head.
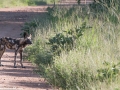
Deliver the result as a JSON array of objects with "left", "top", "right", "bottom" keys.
[
  {"left": 20, "top": 32, "right": 32, "bottom": 47},
  {"left": 23, "top": 32, "right": 32, "bottom": 44}
]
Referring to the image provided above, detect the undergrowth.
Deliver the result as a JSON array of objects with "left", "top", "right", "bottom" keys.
[{"left": 23, "top": 0, "right": 120, "bottom": 90}]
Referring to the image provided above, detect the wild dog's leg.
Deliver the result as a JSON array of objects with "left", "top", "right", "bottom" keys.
[
  {"left": 19, "top": 50, "right": 25, "bottom": 68},
  {"left": 0, "top": 45, "right": 5, "bottom": 66},
  {"left": 14, "top": 50, "right": 18, "bottom": 68}
]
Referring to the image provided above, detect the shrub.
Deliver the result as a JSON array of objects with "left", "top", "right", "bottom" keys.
[{"left": 47, "top": 22, "right": 90, "bottom": 55}]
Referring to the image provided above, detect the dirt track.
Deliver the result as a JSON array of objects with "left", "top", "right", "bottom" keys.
[{"left": 0, "top": 6, "right": 53, "bottom": 90}]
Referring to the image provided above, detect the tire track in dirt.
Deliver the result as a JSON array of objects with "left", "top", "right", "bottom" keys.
[{"left": 0, "top": 6, "right": 53, "bottom": 90}]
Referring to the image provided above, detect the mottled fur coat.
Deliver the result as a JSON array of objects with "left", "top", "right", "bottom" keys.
[{"left": 0, "top": 32, "right": 32, "bottom": 68}]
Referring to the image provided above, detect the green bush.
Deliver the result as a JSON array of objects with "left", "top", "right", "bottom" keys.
[
  {"left": 47, "top": 22, "right": 91, "bottom": 55},
  {"left": 48, "top": 33, "right": 73, "bottom": 54}
]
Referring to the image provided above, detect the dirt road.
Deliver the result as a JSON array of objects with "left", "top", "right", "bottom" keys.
[{"left": 0, "top": 6, "right": 52, "bottom": 90}]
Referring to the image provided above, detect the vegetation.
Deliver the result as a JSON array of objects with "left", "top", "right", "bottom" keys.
[{"left": 22, "top": 0, "right": 120, "bottom": 90}]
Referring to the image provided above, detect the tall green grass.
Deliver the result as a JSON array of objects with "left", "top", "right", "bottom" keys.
[
  {"left": 24, "top": 1, "right": 120, "bottom": 90},
  {"left": 0, "top": 0, "right": 27, "bottom": 7},
  {"left": 0, "top": 0, "right": 58, "bottom": 8}
]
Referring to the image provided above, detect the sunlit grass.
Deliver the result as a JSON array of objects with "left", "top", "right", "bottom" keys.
[
  {"left": 0, "top": 0, "right": 28, "bottom": 8},
  {"left": 24, "top": 1, "right": 120, "bottom": 89},
  {"left": 0, "top": 0, "right": 58, "bottom": 8}
]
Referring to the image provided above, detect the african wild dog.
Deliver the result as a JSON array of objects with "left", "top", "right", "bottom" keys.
[{"left": 0, "top": 32, "right": 32, "bottom": 68}]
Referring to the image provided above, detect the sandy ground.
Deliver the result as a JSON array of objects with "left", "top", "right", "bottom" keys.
[{"left": 0, "top": 6, "right": 53, "bottom": 90}]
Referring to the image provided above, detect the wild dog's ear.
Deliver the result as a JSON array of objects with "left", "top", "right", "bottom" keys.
[
  {"left": 23, "top": 32, "right": 28, "bottom": 38},
  {"left": 29, "top": 34, "right": 32, "bottom": 38}
]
